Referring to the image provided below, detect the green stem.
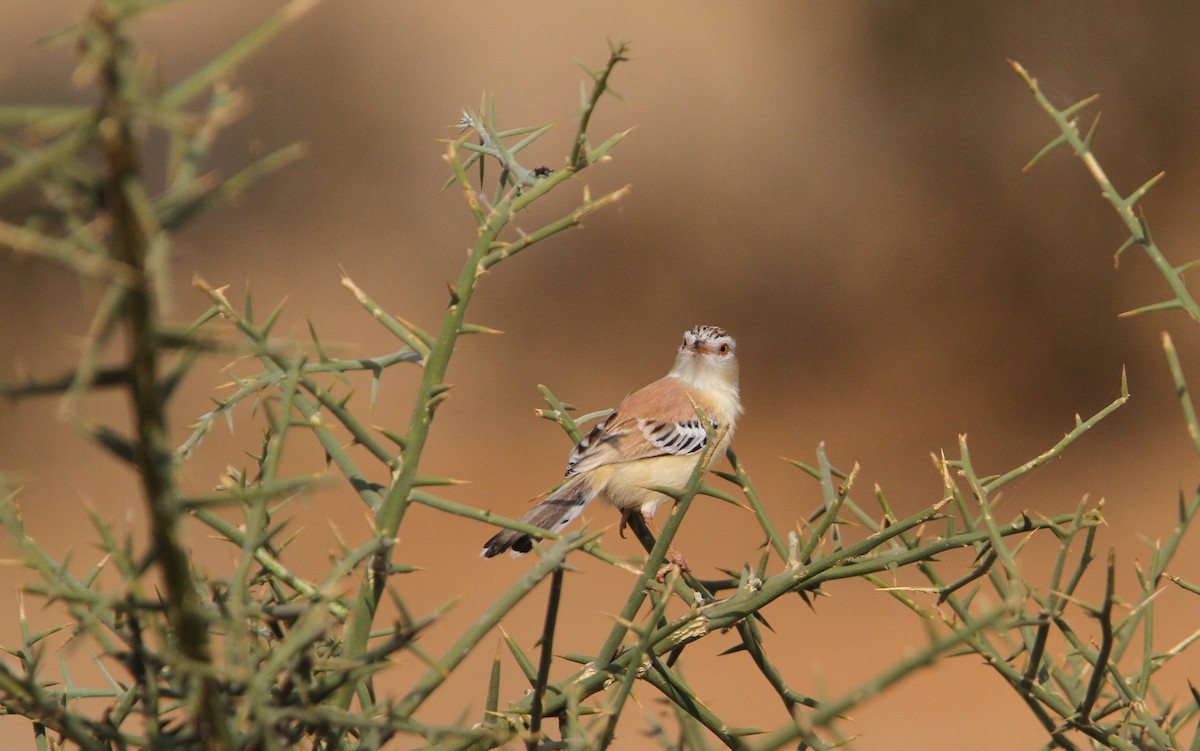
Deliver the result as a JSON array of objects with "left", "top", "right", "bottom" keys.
[
  {"left": 337, "top": 179, "right": 510, "bottom": 704},
  {"left": 570, "top": 40, "right": 629, "bottom": 169},
  {"left": 393, "top": 533, "right": 595, "bottom": 717},
  {"left": 95, "top": 6, "right": 225, "bottom": 747},
  {"left": 527, "top": 567, "right": 564, "bottom": 749},
  {"left": 340, "top": 47, "right": 632, "bottom": 701},
  {"left": 1013, "top": 61, "right": 1200, "bottom": 324},
  {"left": 597, "top": 574, "right": 676, "bottom": 749},
  {"left": 594, "top": 439, "right": 715, "bottom": 668}
]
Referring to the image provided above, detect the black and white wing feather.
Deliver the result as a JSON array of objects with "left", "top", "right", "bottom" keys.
[{"left": 565, "top": 413, "right": 716, "bottom": 476}]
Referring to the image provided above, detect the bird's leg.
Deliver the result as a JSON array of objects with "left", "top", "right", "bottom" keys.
[{"left": 619, "top": 508, "right": 635, "bottom": 538}]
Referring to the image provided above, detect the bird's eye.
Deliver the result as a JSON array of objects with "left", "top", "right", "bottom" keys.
[{"left": 718, "top": 343, "right": 730, "bottom": 354}]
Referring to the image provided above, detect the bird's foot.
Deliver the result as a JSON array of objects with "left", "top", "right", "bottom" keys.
[{"left": 655, "top": 550, "right": 690, "bottom": 583}]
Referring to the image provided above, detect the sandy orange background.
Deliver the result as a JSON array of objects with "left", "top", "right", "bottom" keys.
[{"left": 3, "top": 2, "right": 1200, "bottom": 749}]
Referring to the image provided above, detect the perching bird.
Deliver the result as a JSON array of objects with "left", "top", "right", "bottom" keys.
[{"left": 481, "top": 325, "right": 742, "bottom": 558}]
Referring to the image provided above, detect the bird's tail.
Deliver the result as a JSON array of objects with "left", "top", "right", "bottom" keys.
[{"left": 481, "top": 475, "right": 596, "bottom": 558}]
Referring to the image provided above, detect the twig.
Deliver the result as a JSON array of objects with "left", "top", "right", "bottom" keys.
[{"left": 527, "top": 566, "right": 565, "bottom": 749}]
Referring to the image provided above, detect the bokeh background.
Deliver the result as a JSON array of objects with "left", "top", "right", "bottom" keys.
[{"left": 4, "top": 2, "right": 1200, "bottom": 749}]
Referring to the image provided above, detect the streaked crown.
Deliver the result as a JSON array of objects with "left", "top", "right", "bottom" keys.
[{"left": 679, "top": 325, "right": 736, "bottom": 361}]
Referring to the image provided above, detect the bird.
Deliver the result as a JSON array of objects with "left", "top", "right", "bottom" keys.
[{"left": 481, "top": 324, "right": 742, "bottom": 559}]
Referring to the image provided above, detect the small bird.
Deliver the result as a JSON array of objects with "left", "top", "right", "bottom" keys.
[{"left": 481, "top": 325, "right": 742, "bottom": 558}]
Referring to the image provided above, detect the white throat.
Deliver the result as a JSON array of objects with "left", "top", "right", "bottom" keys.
[{"left": 669, "top": 353, "right": 743, "bottom": 429}]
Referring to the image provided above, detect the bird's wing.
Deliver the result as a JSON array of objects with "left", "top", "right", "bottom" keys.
[{"left": 564, "top": 376, "right": 720, "bottom": 476}]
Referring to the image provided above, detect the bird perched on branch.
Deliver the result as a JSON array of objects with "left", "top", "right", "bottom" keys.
[{"left": 481, "top": 325, "right": 742, "bottom": 559}]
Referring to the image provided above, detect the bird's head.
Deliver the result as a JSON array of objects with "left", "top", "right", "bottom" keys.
[{"left": 670, "top": 325, "right": 738, "bottom": 386}]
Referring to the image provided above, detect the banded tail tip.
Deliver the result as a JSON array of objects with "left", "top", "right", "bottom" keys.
[
  {"left": 481, "top": 483, "right": 591, "bottom": 558},
  {"left": 481, "top": 529, "right": 536, "bottom": 558}
]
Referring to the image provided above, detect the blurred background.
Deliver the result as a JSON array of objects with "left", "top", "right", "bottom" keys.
[{"left": 3, "top": 2, "right": 1200, "bottom": 748}]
